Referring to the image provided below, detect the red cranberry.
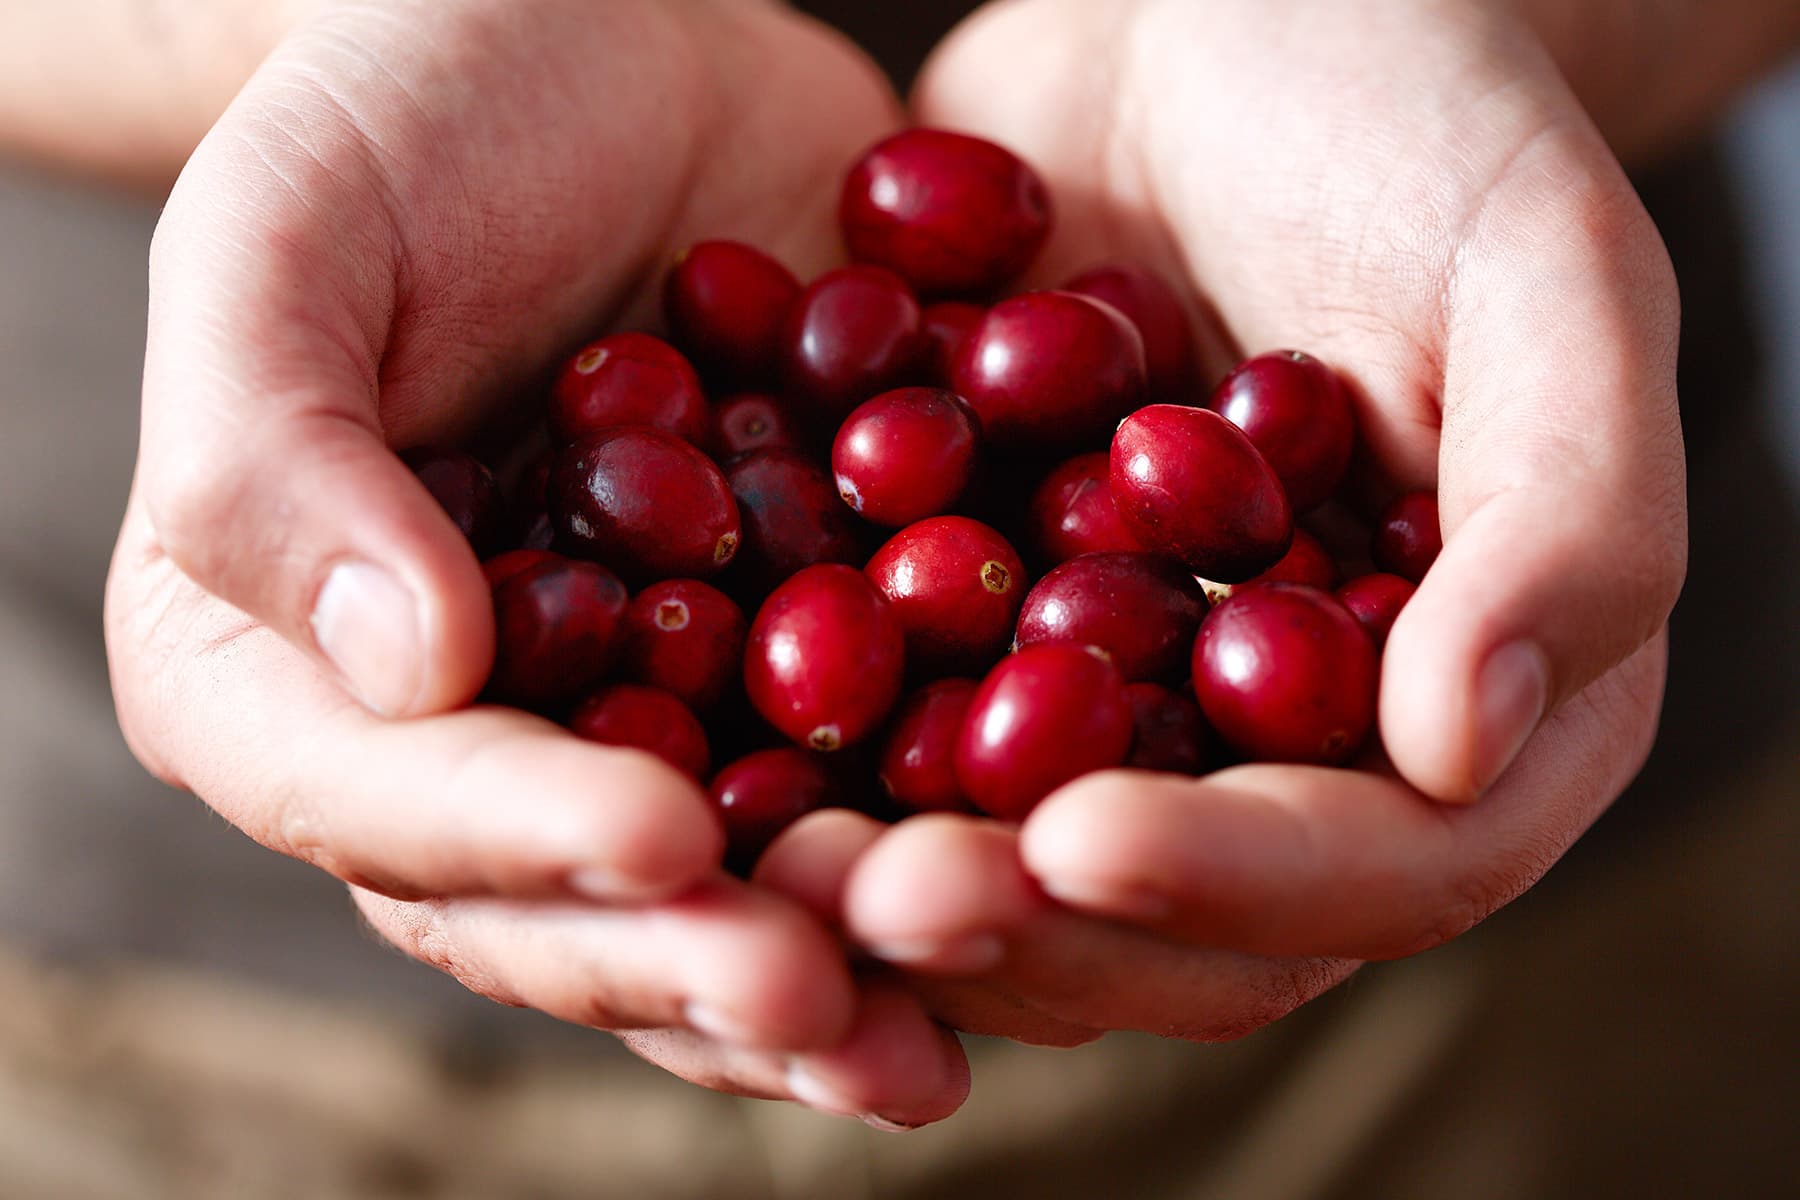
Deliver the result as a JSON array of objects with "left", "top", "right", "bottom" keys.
[
  {"left": 1111, "top": 404, "right": 1293, "bottom": 582},
  {"left": 955, "top": 643, "right": 1134, "bottom": 821},
  {"left": 710, "top": 392, "right": 804, "bottom": 460},
  {"left": 620, "top": 579, "right": 747, "bottom": 711},
  {"left": 710, "top": 748, "right": 838, "bottom": 867},
  {"left": 1210, "top": 350, "right": 1354, "bottom": 513},
  {"left": 1335, "top": 572, "right": 1416, "bottom": 647},
  {"left": 1015, "top": 553, "right": 1208, "bottom": 683},
  {"left": 839, "top": 128, "right": 1051, "bottom": 296},
  {"left": 877, "top": 679, "right": 979, "bottom": 815},
  {"left": 1027, "top": 452, "right": 1141, "bottom": 565},
  {"left": 780, "top": 265, "right": 924, "bottom": 421},
  {"left": 951, "top": 291, "right": 1146, "bottom": 453},
  {"left": 1372, "top": 490, "right": 1442, "bottom": 583},
  {"left": 1063, "top": 263, "right": 1198, "bottom": 405},
  {"left": 1125, "top": 683, "right": 1212, "bottom": 775},
  {"left": 724, "top": 449, "right": 863, "bottom": 595},
  {"left": 488, "top": 557, "right": 628, "bottom": 710},
  {"left": 403, "top": 447, "right": 509, "bottom": 558},
  {"left": 865, "top": 516, "right": 1025, "bottom": 675},
  {"left": 547, "top": 332, "right": 710, "bottom": 446},
  {"left": 832, "top": 388, "right": 980, "bottom": 527},
  {"left": 1192, "top": 583, "right": 1378, "bottom": 765},
  {"left": 920, "top": 301, "right": 985, "bottom": 387},
  {"left": 569, "top": 683, "right": 711, "bottom": 781},
  {"left": 1241, "top": 527, "right": 1338, "bottom": 590},
  {"left": 744, "top": 564, "right": 905, "bottom": 752},
  {"left": 662, "top": 240, "right": 800, "bottom": 385},
  {"left": 551, "top": 429, "right": 740, "bottom": 582},
  {"left": 482, "top": 548, "right": 557, "bottom": 589}
]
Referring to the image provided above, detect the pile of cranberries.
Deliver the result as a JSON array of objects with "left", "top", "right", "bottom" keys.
[{"left": 406, "top": 128, "right": 1443, "bottom": 868}]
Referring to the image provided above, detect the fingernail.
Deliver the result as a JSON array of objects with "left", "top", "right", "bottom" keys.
[
  {"left": 785, "top": 1060, "right": 860, "bottom": 1116},
  {"left": 684, "top": 1002, "right": 762, "bottom": 1046},
  {"left": 567, "top": 867, "right": 682, "bottom": 906},
  {"left": 860, "top": 1114, "right": 920, "bottom": 1133},
  {"left": 867, "top": 934, "right": 1003, "bottom": 973},
  {"left": 1474, "top": 639, "right": 1549, "bottom": 794},
  {"left": 1039, "top": 876, "right": 1171, "bottom": 921},
  {"left": 310, "top": 561, "right": 423, "bottom": 716}
]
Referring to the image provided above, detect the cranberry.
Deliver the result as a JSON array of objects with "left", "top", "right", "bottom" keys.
[
  {"left": 403, "top": 447, "right": 509, "bottom": 558},
  {"left": 744, "top": 564, "right": 905, "bottom": 752},
  {"left": 1210, "top": 350, "right": 1354, "bottom": 513},
  {"left": 920, "top": 301, "right": 985, "bottom": 387},
  {"left": 1015, "top": 553, "right": 1208, "bottom": 683},
  {"left": 551, "top": 429, "right": 740, "bottom": 582},
  {"left": 662, "top": 240, "right": 800, "bottom": 385},
  {"left": 481, "top": 547, "right": 557, "bottom": 589},
  {"left": 488, "top": 557, "right": 628, "bottom": 710},
  {"left": 1335, "top": 572, "right": 1416, "bottom": 647},
  {"left": 1241, "top": 527, "right": 1338, "bottom": 590},
  {"left": 569, "top": 683, "right": 711, "bottom": 781},
  {"left": 710, "top": 392, "right": 804, "bottom": 460},
  {"left": 877, "top": 679, "right": 979, "bottom": 815},
  {"left": 865, "top": 516, "right": 1025, "bottom": 675},
  {"left": 1026, "top": 452, "right": 1141, "bottom": 565},
  {"left": 1125, "top": 682, "right": 1212, "bottom": 775},
  {"left": 620, "top": 579, "right": 747, "bottom": 711},
  {"left": 517, "top": 508, "right": 555, "bottom": 551},
  {"left": 955, "top": 643, "right": 1134, "bottom": 821},
  {"left": 1372, "top": 490, "right": 1442, "bottom": 583},
  {"left": 780, "top": 265, "right": 924, "bottom": 421},
  {"left": 840, "top": 128, "right": 1051, "bottom": 296},
  {"left": 1064, "top": 263, "right": 1198, "bottom": 405},
  {"left": 1111, "top": 404, "right": 1293, "bottom": 582},
  {"left": 710, "top": 748, "right": 838, "bottom": 867},
  {"left": 832, "top": 388, "right": 980, "bottom": 527},
  {"left": 952, "top": 291, "right": 1146, "bottom": 453},
  {"left": 724, "top": 449, "right": 863, "bottom": 595},
  {"left": 547, "top": 332, "right": 709, "bottom": 446},
  {"left": 1192, "top": 583, "right": 1378, "bottom": 765}
]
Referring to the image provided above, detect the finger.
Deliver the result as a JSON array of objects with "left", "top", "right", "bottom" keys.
[{"left": 751, "top": 807, "right": 889, "bottom": 929}]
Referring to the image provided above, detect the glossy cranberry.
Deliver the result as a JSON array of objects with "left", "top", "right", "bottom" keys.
[
  {"left": 840, "top": 128, "right": 1051, "bottom": 296},
  {"left": 488, "top": 557, "right": 628, "bottom": 710},
  {"left": 724, "top": 449, "right": 863, "bottom": 595},
  {"left": 865, "top": 516, "right": 1026, "bottom": 674},
  {"left": 662, "top": 240, "right": 801, "bottom": 385},
  {"left": 1015, "top": 553, "right": 1208, "bottom": 683},
  {"left": 403, "top": 447, "right": 509, "bottom": 557},
  {"left": 1210, "top": 350, "right": 1354, "bottom": 513},
  {"left": 1335, "top": 572, "right": 1416, "bottom": 647},
  {"left": 1064, "top": 263, "right": 1198, "bottom": 405},
  {"left": 548, "top": 332, "right": 709, "bottom": 446},
  {"left": 482, "top": 547, "right": 557, "bottom": 589},
  {"left": 832, "top": 388, "right": 980, "bottom": 527},
  {"left": 919, "top": 301, "right": 985, "bottom": 387},
  {"left": 620, "top": 579, "right": 747, "bottom": 711},
  {"left": 878, "top": 679, "right": 979, "bottom": 815},
  {"left": 1192, "top": 583, "right": 1378, "bottom": 765},
  {"left": 745, "top": 564, "right": 905, "bottom": 752},
  {"left": 955, "top": 643, "right": 1134, "bottom": 821},
  {"left": 551, "top": 428, "right": 739, "bottom": 582},
  {"left": 1372, "top": 490, "right": 1442, "bottom": 583},
  {"left": 710, "top": 748, "right": 838, "bottom": 867},
  {"left": 1026, "top": 452, "right": 1141, "bottom": 565},
  {"left": 710, "top": 392, "right": 804, "bottom": 460},
  {"left": 1111, "top": 404, "right": 1293, "bottom": 582},
  {"left": 568, "top": 683, "right": 711, "bottom": 780},
  {"left": 1241, "top": 527, "right": 1338, "bottom": 590},
  {"left": 780, "top": 265, "right": 924, "bottom": 420},
  {"left": 952, "top": 291, "right": 1147, "bottom": 453},
  {"left": 1125, "top": 683, "right": 1212, "bottom": 775}
]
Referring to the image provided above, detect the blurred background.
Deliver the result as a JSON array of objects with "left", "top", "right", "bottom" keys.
[{"left": 0, "top": 6, "right": 1794, "bottom": 1198}]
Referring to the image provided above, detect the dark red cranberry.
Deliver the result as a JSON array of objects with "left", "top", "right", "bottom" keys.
[
  {"left": 620, "top": 579, "right": 747, "bottom": 711},
  {"left": 1063, "top": 263, "right": 1198, "bottom": 405},
  {"left": 744, "top": 564, "right": 905, "bottom": 752},
  {"left": 1241, "top": 527, "right": 1338, "bottom": 589},
  {"left": 710, "top": 392, "right": 804, "bottom": 460},
  {"left": 517, "top": 508, "right": 555, "bottom": 551},
  {"left": 1372, "top": 490, "right": 1442, "bottom": 583},
  {"left": 1111, "top": 404, "right": 1293, "bottom": 582},
  {"left": 1125, "top": 683, "right": 1212, "bottom": 775},
  {"left": 920, "top": 301, "right": 985, "bottom": 387},
  {"left": 724, "top": 449, "right": 864, "bottom": 595},
  {"left": 780, "top": 265, "right": 924, "bottom": 421},
  {"left": 1210, "top": 350, "right": 1354, "bottom": 513},
  {"left": 878, "top": 679, "right": 979, "bottom": 815},
  {"left": 403, "top": 447, "right": 509, "bottom": 558},
  {"left": 568, "top": 683, "right": 711, "bottom": 780},
  {"left": 839, "top": 128, "right": 1051, "bottom": 296},
  {"left": 1027, "top": 452, "right": 1141, "bottom": 565},
  {"left": 951, "top": 291, "right": 1146, "bottom": 453},
  {"left": 1335, "top": 572, "right": 1416, "bottom": 647},
  {"left": 662, "top": 240, "right": 800, "bottom": 385},
  {"left": 1014, "top": 553, "right": 1208, "bottom": 683},
  {"left": 865, "top": 516, "right": 1025, "bottom": 675},
  {"left": 482, "top": 548, "right": 557, "bottom": 589},
  {"left": 547, "top": 332, "right": 709, "bottom": 446},
  {"left": 551, "top": 429, "right": 739, "bottom": 582},
  {"left": 488, "top": 557, "right": 628, "bottom": 710},
  {"left": 710, "top": 748, "right": 838, "bottom": 867},
  {"left": 955, "top": 643, "right": 1134, "bottom": 821},
  {"left": 832, "top": 388, "right": 980, "bottom": 527},
  {"left": 1192, "top": 583, "right": 1378, "bottom": 765}
]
